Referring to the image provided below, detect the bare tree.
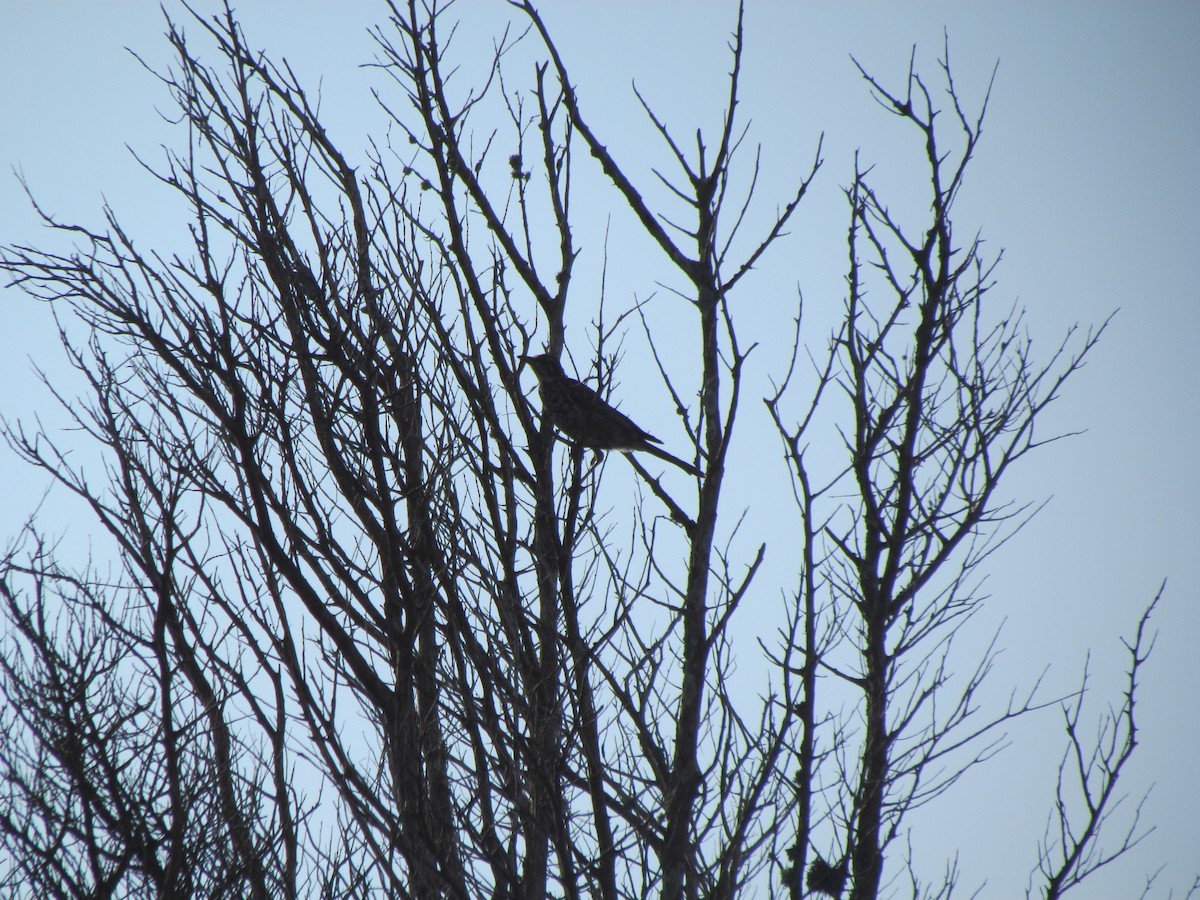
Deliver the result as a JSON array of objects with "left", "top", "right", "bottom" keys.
[{"left": 0, "top": 3, "right": 1176, "bottom": 898}]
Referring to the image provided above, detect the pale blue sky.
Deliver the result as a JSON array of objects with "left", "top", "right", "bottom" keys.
[{"left": 2, "top": 3, "right": 1197, "bottom": 896}]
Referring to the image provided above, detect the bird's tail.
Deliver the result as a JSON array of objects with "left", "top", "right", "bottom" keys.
[{"left": 638, "top": 444, "right": 702, "bottom": 477}]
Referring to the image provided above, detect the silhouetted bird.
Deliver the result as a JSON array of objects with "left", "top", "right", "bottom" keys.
[{"left": 522, "top": 353, "right": 699, "bottom": 476}]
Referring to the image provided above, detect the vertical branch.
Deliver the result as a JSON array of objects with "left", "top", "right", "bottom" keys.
[
  {"left": 769, "top": 45, "right": 1121, "bottom": 900},
  {"left": 1035, "top": 588, "right": 1163, "bottom": 900}
]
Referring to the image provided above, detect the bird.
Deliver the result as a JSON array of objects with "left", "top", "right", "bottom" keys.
[{"left": 521, "top": 352, "right": 699, "bottom": 476}]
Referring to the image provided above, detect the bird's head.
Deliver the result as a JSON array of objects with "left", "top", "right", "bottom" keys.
[{"left": 520, "top": 353, "right": 564, "bottom": 381}]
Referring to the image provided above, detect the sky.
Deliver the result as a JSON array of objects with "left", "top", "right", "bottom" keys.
[{"left": 2, "top": 2, "right": 1197, "bottom": 897}]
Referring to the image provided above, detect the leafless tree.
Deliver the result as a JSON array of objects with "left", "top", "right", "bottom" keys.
[{"left": 0, "top": 3, "right": 1177, "bottom": 898}]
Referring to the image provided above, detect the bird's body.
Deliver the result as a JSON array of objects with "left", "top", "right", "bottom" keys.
[{"left": 522, "top": 353, "right": 699, "bottom": 475}]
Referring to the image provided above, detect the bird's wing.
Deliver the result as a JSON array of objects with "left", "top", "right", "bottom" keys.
[
  {"left": 562, "top": 378, "right": 662, "bottom": 447},
  {"left": 561, "top": 377, "right": 606, "bottom": 408}
]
